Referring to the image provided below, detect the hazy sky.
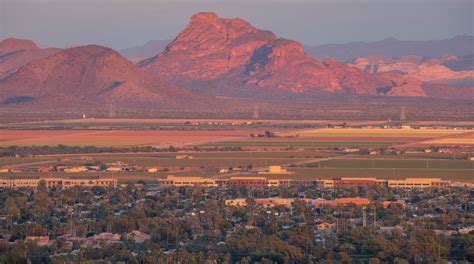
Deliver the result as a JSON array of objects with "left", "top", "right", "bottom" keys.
[{"left": 1, "top": 0, "right": 472, "bottom": 50}]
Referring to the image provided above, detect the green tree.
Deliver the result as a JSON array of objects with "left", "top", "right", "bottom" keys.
[{"left": 5, "top": 197, "right": 20, "bottom": 221}]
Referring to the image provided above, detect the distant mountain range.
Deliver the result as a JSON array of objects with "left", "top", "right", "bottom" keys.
[
  {"left": 0, "top": 13, "right": 472, "bottom": 109},
  {"left": 353, "top": 54, "right": 474, "bottom": 87},
  {"left": 121, "top": 36, "right": 474, "bottom": 64},
  {"left": 139, "top": 12, "right": 427, "bottom": 97},
  {"left": 306, "top": 35, "right": 474, "bottom": 62},
  {"left": 119, "top": 40, "right": 171, "bottom": 63}
]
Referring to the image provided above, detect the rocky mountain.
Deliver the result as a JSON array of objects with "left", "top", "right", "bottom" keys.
[
  {"left": 0, "top": 38, "right": 61, "bottom": 79},
  {"left": 306, "top": 35, "right": 474, "bottom": 62},
  {"left": 140, "top": 12, "right": 426, "bottom": 97},
  {"left": 120, "top": 39, "right": 171, "bottom": 63},
  {"left": 0, "top": 44, "right": 214, "bottom": 106},
  {"left": 140, "top": 12, "right": 277, "bottom": 80},
  {"left": 353, "top": 54, "right": 474, "bottom": 87}
]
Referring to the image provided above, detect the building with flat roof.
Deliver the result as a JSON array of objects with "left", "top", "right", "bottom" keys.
[
  {"left": 387, "top": 178, "right": 451, "bottom": 188},
  {"left": 317, "top": 177, "right": 451, "bottom": 189},
  {"left": 225, "top": 197, "right": 311, "bottom": 208},
  {"left": 63, "top": 167, "right": 88, "bottom": 173},
  {"left": 0, "top": 176, "right": 117, "bottom": 189},
  {"left": 258, "top": 166, "right": 293, "bottom": 175},
  {"left": 267, "top": 179, "right": 292, "bottom": 187},
  {"left": 62, "top": 177, "right": 117, "bottom": 189},
  {"left": 0, "top": 178, "right": 9, "bottom": 188},
  {"left": 313, "top": 197, "right": 371, "bottom": 207},
  {"left": 333, "top": 178, "right": 387, "bottom": 188},
  {"left": 228, "top": 176, "right": 268, "bottom": 187},
  {"left": 157, "top": 176, "right": 217, "bottom": 187},
  {"left": 154, "top": 176, "right": 453, "bottom": 189}
]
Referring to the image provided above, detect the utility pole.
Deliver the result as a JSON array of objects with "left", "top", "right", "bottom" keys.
[
  {"left": 362, "top": 207, "right": 367, "bottom": 228},
  {"left": 252, "top": 105, "right": 259, "bottom": 119},
  {"left": 400, "top": 106, "right": 406, "bottom": 121},
  {"left": 373, "top": 206, "right": 377, "bottom": 228}
]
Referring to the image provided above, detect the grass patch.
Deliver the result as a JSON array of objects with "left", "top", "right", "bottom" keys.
[
  {"left": 293, "top": 128, "right": 465, "bottom": 138},
  {"left": 316, "top": 159, "right": 473, "bottom": 169}
]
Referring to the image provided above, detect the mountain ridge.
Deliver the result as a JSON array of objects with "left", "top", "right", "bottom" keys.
[
  {"left": 306, "top": 35, "right": 474, "bottom": 62},
  {"left": 140, "top": 12, "right": 428, "bottom": 97},
  {"left": 0, "top": 44, "right": 218, "bottom": 107}
]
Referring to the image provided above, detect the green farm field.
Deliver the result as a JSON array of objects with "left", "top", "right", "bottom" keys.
[
  {"left": 1, "top": 150, "right": 340, "bottom": 169},
  {"left": 203, "top": 141, "right": 395, "bottom": 147},
  {"left": 0, "top": 171, "right": 216, "bottom": 183},
  {"left": 316, "top": 158, "right": 474, "bottom": 169},
  {"left": 289, "top": 168, "right": 474, "bottom": 183},
  {"left": 291, "top": 128, "right": 466, "bottom": 138}
]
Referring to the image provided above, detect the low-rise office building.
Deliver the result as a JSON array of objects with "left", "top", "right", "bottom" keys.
[
  {"left": 225, "top": 197, "right": 310, "bottom": 208},
  {"left": 313, "top": 197, "right": 372, "bottom": 207},
  {"left": 228, "top": 176, "right": 268, "bottom": 187},
  {"left": 387, "top": 178, "right": 451, "bottom": 188},
  {"left": 0, "top": 176, "right": 117, "bottom": 189},
  {"left": 317, "top": 178, "right": 387, "bottom": 188},
  {"left": 317, "top": 177, "right": 451, "bottom": 189},
  {"left": 157, "top": 175, "right": 217, "bottom": 187},
  {"left": 226, "top": 197, "right": 371, "bottom": 208},
  {"left": 267, "top": 179, "right": 293, "bottom": 187},
  {"left": 156, "top": 176, "right": 453, "bottom": 189},
  {"left": 62, "top": 176, "right": 117, "bottom": 189},
  {"left": 334, "top": 177, "right": 387, "bottom": 188}
]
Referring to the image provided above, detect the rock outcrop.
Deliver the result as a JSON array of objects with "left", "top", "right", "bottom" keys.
[
  {"left": 0, "top": 38, "right": 61, "bottom": 79},
  {"left": 141, "top": 12, "right": 427, "bottom": 97}
]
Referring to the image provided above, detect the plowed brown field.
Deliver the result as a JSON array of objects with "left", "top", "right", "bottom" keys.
[{"left": 0, "top": 130, "right": 252, "bottom": 147}]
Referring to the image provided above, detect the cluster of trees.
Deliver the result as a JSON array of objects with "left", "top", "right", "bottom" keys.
[
  {"left": 0, "top": 145, "right": 246, "bottom": 157},
  {"left": 0, "top": 185, "right": 472, "bottom": 263}
]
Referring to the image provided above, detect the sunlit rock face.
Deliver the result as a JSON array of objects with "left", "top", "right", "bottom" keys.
[{"left": 141, "top": 12, "right": 428, "bottom": 97}]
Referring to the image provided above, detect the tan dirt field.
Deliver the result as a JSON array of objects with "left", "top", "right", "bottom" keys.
[{"left": 0, "top": 130, "right": 254, "bottom": 147}]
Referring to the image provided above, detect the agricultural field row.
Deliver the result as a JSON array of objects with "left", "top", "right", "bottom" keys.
[
  {"left": 0, "top": 130, "right": 252, "bottom": 147},
  {"left": 315, "top": 159, "right": 473, "bottom": 170},
  {"left": 202, "top": 141, "right": 396, "bottom": 147},
  {"left": 291, "top": 128, "right": 467, "bottom": 138},
  {"left": 289, "top": 168, "right": 474, "bottom": 183},
  {"left": 1, "top": 157, "right": 307, "bottom": 168}
]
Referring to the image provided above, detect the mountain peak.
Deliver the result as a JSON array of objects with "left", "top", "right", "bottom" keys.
[
  {"left": 141, "top": 12, "right": 276, "bottom": 79},
  {"left": 0, "top": 38, "right": 38, "bottom": 55},
  {"left": 181, "top": 12, "right": 259, "bottom": 43},
  {"left": 0, "top": 43, "right": 212, "bottom": 107},
  {"left": 140, "top": 13, "right": 427, "bottom": 97},
  {"left": 191, "top": 12, "right": 219, "bottom": 22},
  {"left": 381, "top": 37, "right": 399, "bottom": 42},
  {"left": 64, "top": 44, "right": 120, "bottom": 58},
  {"left": 270, "top": 39, "right": 305, "bottom": 56}
]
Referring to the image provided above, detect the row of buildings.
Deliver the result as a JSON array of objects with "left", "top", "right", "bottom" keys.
[
  {"left": 157, "top": 176, "right": 452, "bottom": 189},
  {"left": 20, "top": 231, "right": 151, "bottom": 247},
  {"left": 0, "top": 176, "right": 117, "bottom": 189},
  {"left": 0, "top": 175, "right": 453, "bottom": 190},
  {"left": 224, "top": 197, "right": 378, "bottom": 208},
  {"left": 224, "top": 197, "right": 406, "bottom": 208},
  {"left": 157, "top": 176, "right": 296, "bottom": 188},
  {"left": 317, "top": 177, "right": 452, "bottom": 188}
]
